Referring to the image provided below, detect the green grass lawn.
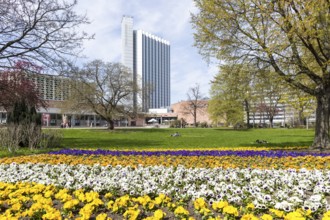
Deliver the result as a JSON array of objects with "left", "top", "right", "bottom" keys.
[
  {"left": 61, "top": 127, "right": 314, "bottom": 149},
  {"left": 0, "top": 127, "right": 314, "bottom": 157}
]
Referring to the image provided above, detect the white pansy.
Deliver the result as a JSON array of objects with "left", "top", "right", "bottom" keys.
[
  {"left": 288, "top": 196, "right": 303, "bottom": 204},
  {"left": 309, "top": 194, "right": 323, "bottom": 202},
  {"left": 275, "top": 201, "right": 293, "bottom": 212},
  {"left": 1, "top": 163, "right": 330, "bottom": 213},
  {"left": 263, "top": 194, "right": 272, "bottom": 202}
]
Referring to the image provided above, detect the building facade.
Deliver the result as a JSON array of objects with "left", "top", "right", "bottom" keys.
[
  {"left": 171, "top": 100, "right": 213, "bottom": 126},
  {"left": 246, "top": 102, "right": 316, "bottom": 128},
  {"left": 121, "top": 16, "right": 171, "bottom": 112},
  {"left": 26, "top": 73, "right": 71, "bottom": 101},
  {"left": 0, "top": 73, "right": 107, "bottom": 127}
]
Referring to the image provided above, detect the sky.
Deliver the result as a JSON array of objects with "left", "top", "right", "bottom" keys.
[{"left": 75, "top": 0, "right": 218, "bottom": 104}]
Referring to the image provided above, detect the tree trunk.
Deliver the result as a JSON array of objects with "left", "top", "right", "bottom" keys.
[
  {"left": 244, "top": 99, "right": 250, "bottom": 128},
  {"left": 107, "top": 120, "right": 115, "bottom": 130},
  {"left": 298, "top": 110, "right": 304, "bottom": 126},
  {"left": 311, "top": 91, "right": 330, "bottom": 149},
  {"left": 194, "top": 108, "right": 197, "bottom": 127},
  {"left": 269, "top": 116, "right": 273, "bottom": 128}
]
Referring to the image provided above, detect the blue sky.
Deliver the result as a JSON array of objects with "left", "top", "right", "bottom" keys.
[{"left": 75, "top": 0, "right": 217, "bottom": 104}]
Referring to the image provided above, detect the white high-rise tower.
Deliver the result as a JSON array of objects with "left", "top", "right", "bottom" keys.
[
  {"left": 121, "top": 16, "right": 134, "bottom": 73},
  {"left": 121, "top": 16, "right": 171, "bottom": 113}
]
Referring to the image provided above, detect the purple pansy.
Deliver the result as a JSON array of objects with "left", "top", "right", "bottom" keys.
[{"left": 48, "top": 149, "right": 330, "bottom": 157}]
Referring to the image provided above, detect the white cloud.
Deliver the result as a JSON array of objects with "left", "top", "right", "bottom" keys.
[{"left": 75, "top": 0, "right": 217, "bottom": 104}]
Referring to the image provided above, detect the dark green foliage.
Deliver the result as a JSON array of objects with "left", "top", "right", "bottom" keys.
[
  {"left": 170, "top": 119, "right": 187, "bottom": 128},
  {"left": 7, "top": 100, "right": 41, "bottom": 148},
  {"left": 7, "top": 101, "right": 41, "bottom": 126},
  {"left": 200, "top": 122, "right": 208, "bottom": 128},
  {"left": 170, "top": 120, "right": 181, "bottom": 128}
]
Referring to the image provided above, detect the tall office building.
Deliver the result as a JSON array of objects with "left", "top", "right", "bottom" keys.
[{"left": 121, "top": 16, "right": 171, "bottom": 112}]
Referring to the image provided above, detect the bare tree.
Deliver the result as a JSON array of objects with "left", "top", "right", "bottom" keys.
[
  {"left": 183, "top": 84, "right": 207, "bottom": 127},
  {"left": 0, "top": 0, "right": 93, "bottom": 71},
  {"left": 69, "top": 60, "right": 136, "bottom": 130}
]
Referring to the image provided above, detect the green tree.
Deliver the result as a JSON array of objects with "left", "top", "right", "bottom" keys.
[
  {"left": 280, "top": 89, "right": 316, "bottom": 127},
  {"left": 208, "top": 65, "right": 247, "bottom": 127},
  {"left": 208, "top": 93, "right": 244, "bottom": 127},
  {"left": 208, "top": 64, "right": 276, "bottom": 128},
  {"left": 192, "top": 0, "right": 330, "bottom": 148}
]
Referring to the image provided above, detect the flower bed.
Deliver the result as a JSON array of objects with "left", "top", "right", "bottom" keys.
[
  {"left": 49, "top": 148, "right": 328, "bottom": 157},
  {"left": 1, "top": 152, "right": 329, "bottom": 169},
  {"left": 1, "top": 148, "right": 330, "bottom": 219}
]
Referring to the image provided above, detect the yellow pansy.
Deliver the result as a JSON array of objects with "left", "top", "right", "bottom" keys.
[
  {"left": 134, "top": 195, "right": 152, "bottom": 207},
  {"left": 241, "top": 213, "right": 259, "bottom": 220},
  {"left": 194, "top": 197, "right": 207, "bottom": 211},
  {"left": 11, "top": 202, "right": 22, "bottom": 211},
  {"left": 148, "top": 201, "right": 156, "bottom": 210},
  {"left": 42, "top": 209, "right": 62, "bottom": 220},
  {"left": 2, "top": 150, "right": 329, "bottom": 170},
  {"left": 123, "top": 208, "right": 140, "bottom": 220},
  {"left": 199, "top": 207, "right": 212, "bottom": 216},
  {"left": 284, "top": 211, "right": 305, "bottom": 220},
  {"left": 63, "top": 199, "right": 80, "bottom": 210},
  {"left": 246, "top": 203, "right": 255, "bottom": 210},
  {"left": 223, "top": 205, "right": 239, "bottom": 217},
  {"left": 174, "top": 206, "right": 189, "bottom": 217},
  {"left": 104, "top": 192, "right": 113, "bottom": 199},
  {"left": 261, "top": 214, "right": 273, "bottom": 220},
  {"left": 96, "top": 213, "right": 112, "bottom": 220},
  {"left": 323, "top": 210, "right": 330, "bottom": 219},
  {"left": 107, "top": 200, "right": 114, "bottom": 209},
  {"left": 44, "top": 190, "right": 54, "bottom": 198},
  {"left": 79, "top": 203, "right": 94, "bottom": 220},
  {"left": 212, "top": 201, "right": 229, "bottom": 211},
  {"left": 269, "top": 208, "right": 284, "bottom": 218},
  {"left": 153, "top": 209, "right": 166, "bottom": 219}
]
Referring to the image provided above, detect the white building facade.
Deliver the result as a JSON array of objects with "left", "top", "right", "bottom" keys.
[
  {"left": 121, "top": 16, "right": 134, "bottom": 73},
  {"left": 121, "top": 16, "right": 171, "bottom": 113},
  {"left": 246, "top": 100, "right": 316, "bottom": 128}
]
